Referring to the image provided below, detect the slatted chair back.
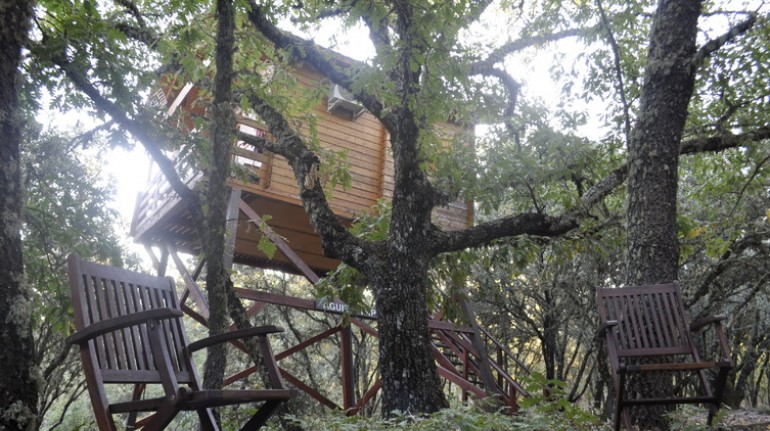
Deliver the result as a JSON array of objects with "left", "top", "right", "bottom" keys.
[
  {"left": 596, "top": 283, "right": 696, "bottom": 359},
  {"left": 69, "top": 255, "right": 197, "bottom": 388}
]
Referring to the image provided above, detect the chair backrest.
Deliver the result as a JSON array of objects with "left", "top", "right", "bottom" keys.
[
  {"left": 596, "top": 283, "right": 695, "bottom": 358},
  {"left": 69, "top": 254, "right": 196, "bottom": 385}
]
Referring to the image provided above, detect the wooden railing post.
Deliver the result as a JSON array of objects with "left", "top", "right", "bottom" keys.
[
  {"left": 341, "top": 324, "right": 356, "bottom": 412},
  {"left": 462, "top": 348, "right": 469, "bottom": 402}
]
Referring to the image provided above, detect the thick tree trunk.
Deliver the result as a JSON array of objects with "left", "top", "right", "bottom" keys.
[
  {"left": 625, "top": 1, "right": 703, "bottom": 428},
  {"left": 372, "top": 105, "right": 448, "bottom": 415},
  {"left": 0, "top": 0, "right": 38, "bottom": 429},
  {"left": 371, "top": 256, "right": 448, "bottom": 415}
]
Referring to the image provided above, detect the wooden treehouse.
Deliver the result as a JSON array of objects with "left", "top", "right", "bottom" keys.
[
  {"left": 130, "top": 58, "right": 531, "bottom": 414},
  {"left": 132, "top": 61, "right": 472, "bottom": 275}
]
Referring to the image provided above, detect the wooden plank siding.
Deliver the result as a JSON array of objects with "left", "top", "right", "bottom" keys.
[{"left": 132, "top": 61, "right": 472, "bottom": 274}]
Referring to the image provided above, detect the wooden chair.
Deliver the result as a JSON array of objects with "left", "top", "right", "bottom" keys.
[
  {"left": 596, "top": 283, "right": 733, "bottom": 431},
  {"left": 67, "top": 253, "right": 292, "bottom": 431}
]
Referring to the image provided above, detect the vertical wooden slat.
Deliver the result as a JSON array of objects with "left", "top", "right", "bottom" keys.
[
  {"left": 85, "top": 275, "right": 108, "bottom": 369},
  {"left": 111, "top": 280, "right": 135, "bottom": 371},
  {"left": 96, "top": 276, "right": 120, "bottom": 370},
  {"left": 151, "top": 286, "right": 178, "bottom": 373},
  {"left": 122, "top": 281, "right": 144, "bottom": 371},
  {"left": 651, "top": 292, "right": 673, "bottom": 348},
  {"left": 104, "top": 279, "right": 129, "bottom": 371},
  {"left": 128, "top": 283, "right": 151, "bottom": 371},
  {"left": 139, "top": 284, "right": 158, "bottom": 372},
  {"left": 160, "top": 288, "right": 186, "bottom": 376},
  {"left": 629, "top": 293, "right": 648, "bottom": 350},
  {"left": 639, "top": 294, "right": 655, "bottom": 349},
  {"left": 665, "top": 291, "right": 686, "bottom": 347}
]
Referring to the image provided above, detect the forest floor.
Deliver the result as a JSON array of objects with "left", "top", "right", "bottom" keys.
[{"left": 685, "top": 409, "right": 770, "bottom": 430}]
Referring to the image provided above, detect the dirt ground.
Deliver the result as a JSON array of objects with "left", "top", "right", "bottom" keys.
[
  {"left": 721, "top": 410, "right": 770, "bottom": 430},
  {"left": 686, "top": 409, "right": 770, "bottom": 430}
]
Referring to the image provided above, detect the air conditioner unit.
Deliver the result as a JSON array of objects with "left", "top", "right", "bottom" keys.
[{"left": 327, "top": 84, "right": 366, "bottom": 119}]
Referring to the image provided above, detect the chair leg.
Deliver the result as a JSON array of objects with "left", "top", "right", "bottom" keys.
[
  {"left": 126, "top": 384, "right": 146, "bottom": 430},
  {"left": 614, "top": 373, "right": 625, "bottom": 431},
  {"left": 142, "top": 400, "right": 181, "bottom": 431},
  {"left": 708, "top": 366, "right": 731, "bottom": 425},
  {"left": 239, "top": 400, "right": 282, "bottom": 431},
  {"left": 197, "top": 408, "right": 220, "bottom": 431}
]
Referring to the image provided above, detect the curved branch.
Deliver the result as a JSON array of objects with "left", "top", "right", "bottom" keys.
[
  {"left": 694, "top": 14, "right": 757, "bottom": 65},
  {"left": 246, "top": 1, "right": 388, "bottom": 126},
  {"left": 432, "top": 126, "right": 770, "bottom": 255},
  {"left": 430, "top": 212, "right": 578, "bottom": 253},
  {"left": 240, "top": 92, "right": 373, "bottom": 268},
  {"left": 469, "top": 27, "right": 588, "bottom": 71},
  {"left": 47, "top": 46, "right": 205, "bottom": 230},
  {"left": 582, "top": 127, "right": 770, "bottom": 211},
  {"left": 597, "top": 0, "right": 632, "bottom": 147},
  {"left": 469, "top": 64, "right": 520, "bottom": 134}
]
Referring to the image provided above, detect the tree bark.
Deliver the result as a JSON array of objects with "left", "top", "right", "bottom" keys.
[
  {"left": 0, "top": 0, "right": 38, "bottom": 429},
  {"left": 625, "top": 1, "right": 703, "bottom": 428},
  {"left": 202, "top": 0, "right": 237, "bottom": 393},
  {"left": 371, "top": 253, "right": 448, "bottom": 415}
]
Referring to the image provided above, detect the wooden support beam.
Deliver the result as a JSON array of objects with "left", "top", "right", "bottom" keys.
[
  {"left": 238, "top": 199, "right": 321, "bottom": 284},
  {"left": 347, "top": 379, "right": 381, "bottom": 416},
  {"left": 280, "top": 368, "right": 340, "bottom": 410},
  {"left": 224, "top": 189, "right": 241, "bottom": 269},
  {"left": 169, "top": 246, "right": 210, "bottom": 320},
  {"left": 458, "top": 297, "right": 499, "bottom": 396},
  {"left": 167, "top": 82, "right": 194, "bottom": 116},
  {"left": 437, "top": 365, "right": 487, "bottom": 398},
  {"left": 275, "top": 326, "right": 342, "bottom": 361}
]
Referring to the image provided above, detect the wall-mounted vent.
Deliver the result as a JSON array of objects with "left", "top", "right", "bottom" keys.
[{"left": 327, "top": 84, "right": 366, "bottom": 120}]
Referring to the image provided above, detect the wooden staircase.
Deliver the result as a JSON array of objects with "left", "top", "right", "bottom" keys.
[{"left": 137, "top": 188, "right": 533, "bottom": 413}]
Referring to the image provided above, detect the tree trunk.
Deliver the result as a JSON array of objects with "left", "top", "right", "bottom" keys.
[
  {"left": 372, "top": 106, "right": 448, "bottom": 415},
  {"left": 371, "top": 255, "right": 448, "bottom": 415},
  {"left": 0, "top": 0, "right": 38, "bottom": 429},
  {"left": 202, "top": 0, "right": 236, "bottom": 393},
  {"left": 625, "top": 1, "right": 703, "bottom": 428}
]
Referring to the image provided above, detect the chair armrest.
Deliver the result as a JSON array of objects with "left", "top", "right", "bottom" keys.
[
  {"left": 67, "top": 308, "right": 184, "bottom": 345},
  {"left": 598, "top": 320, "right": 618, "bottom": 337},
  {"left": 690, "top": 315, "right": 727, "bottom": 332},
  {"left": 187, "top": 325, "right": 284, "bottom": 353}
]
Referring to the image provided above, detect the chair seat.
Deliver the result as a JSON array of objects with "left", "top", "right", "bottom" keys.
[{"left": 110, "top": 389, "right": 294, "bottom": 413}]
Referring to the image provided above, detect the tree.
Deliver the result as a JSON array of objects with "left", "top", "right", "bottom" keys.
[
  {"left": 623, "top": 1, "right": 755, "bottom": 427},
  {"left": 21, "top": 127, "right": 125, "bottom": 429},
  {"left": 0, "top": 0, "right": 39, "bottom": 429}
]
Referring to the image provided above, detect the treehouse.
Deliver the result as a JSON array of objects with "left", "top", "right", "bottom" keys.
[
  {"left": 125, "top": 57, "right": 536, "bottom": 416},
  {"left": 130, "top": 58, "right": 473, "bottom": 275}
]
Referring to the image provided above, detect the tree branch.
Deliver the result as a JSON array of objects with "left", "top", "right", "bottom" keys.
[
  {"left": 246, "top": 1, "right": 389, "bottom": 127},
  {"left": 431, "top": 126, "right": 770, "bottom": 254},
  {"left": 680, "top": 126, "right": 770, "bottom": 154},
  {"left": 239, "top": 93, "right": 372, "bottom": 269},
  {"left": 597, "top": 0, "right": 632, "bottom": 147},
  {"left": 47, "top": 45, "right": 205, "bottom": 230},
  {"left": 430, "top": 212, "right": 578, "bottom": 253},
  {"left": 469, "top": 64, "right": 520, "bottom": 135},
  {"left": 113, "top": 22, "right": 159, "bottom": 46},
  {"left": 694, "top": 13, "right": 757, "bottom": 65},
  {"left": 469, "top": 27, "right": 588, "bottom": 71}
]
